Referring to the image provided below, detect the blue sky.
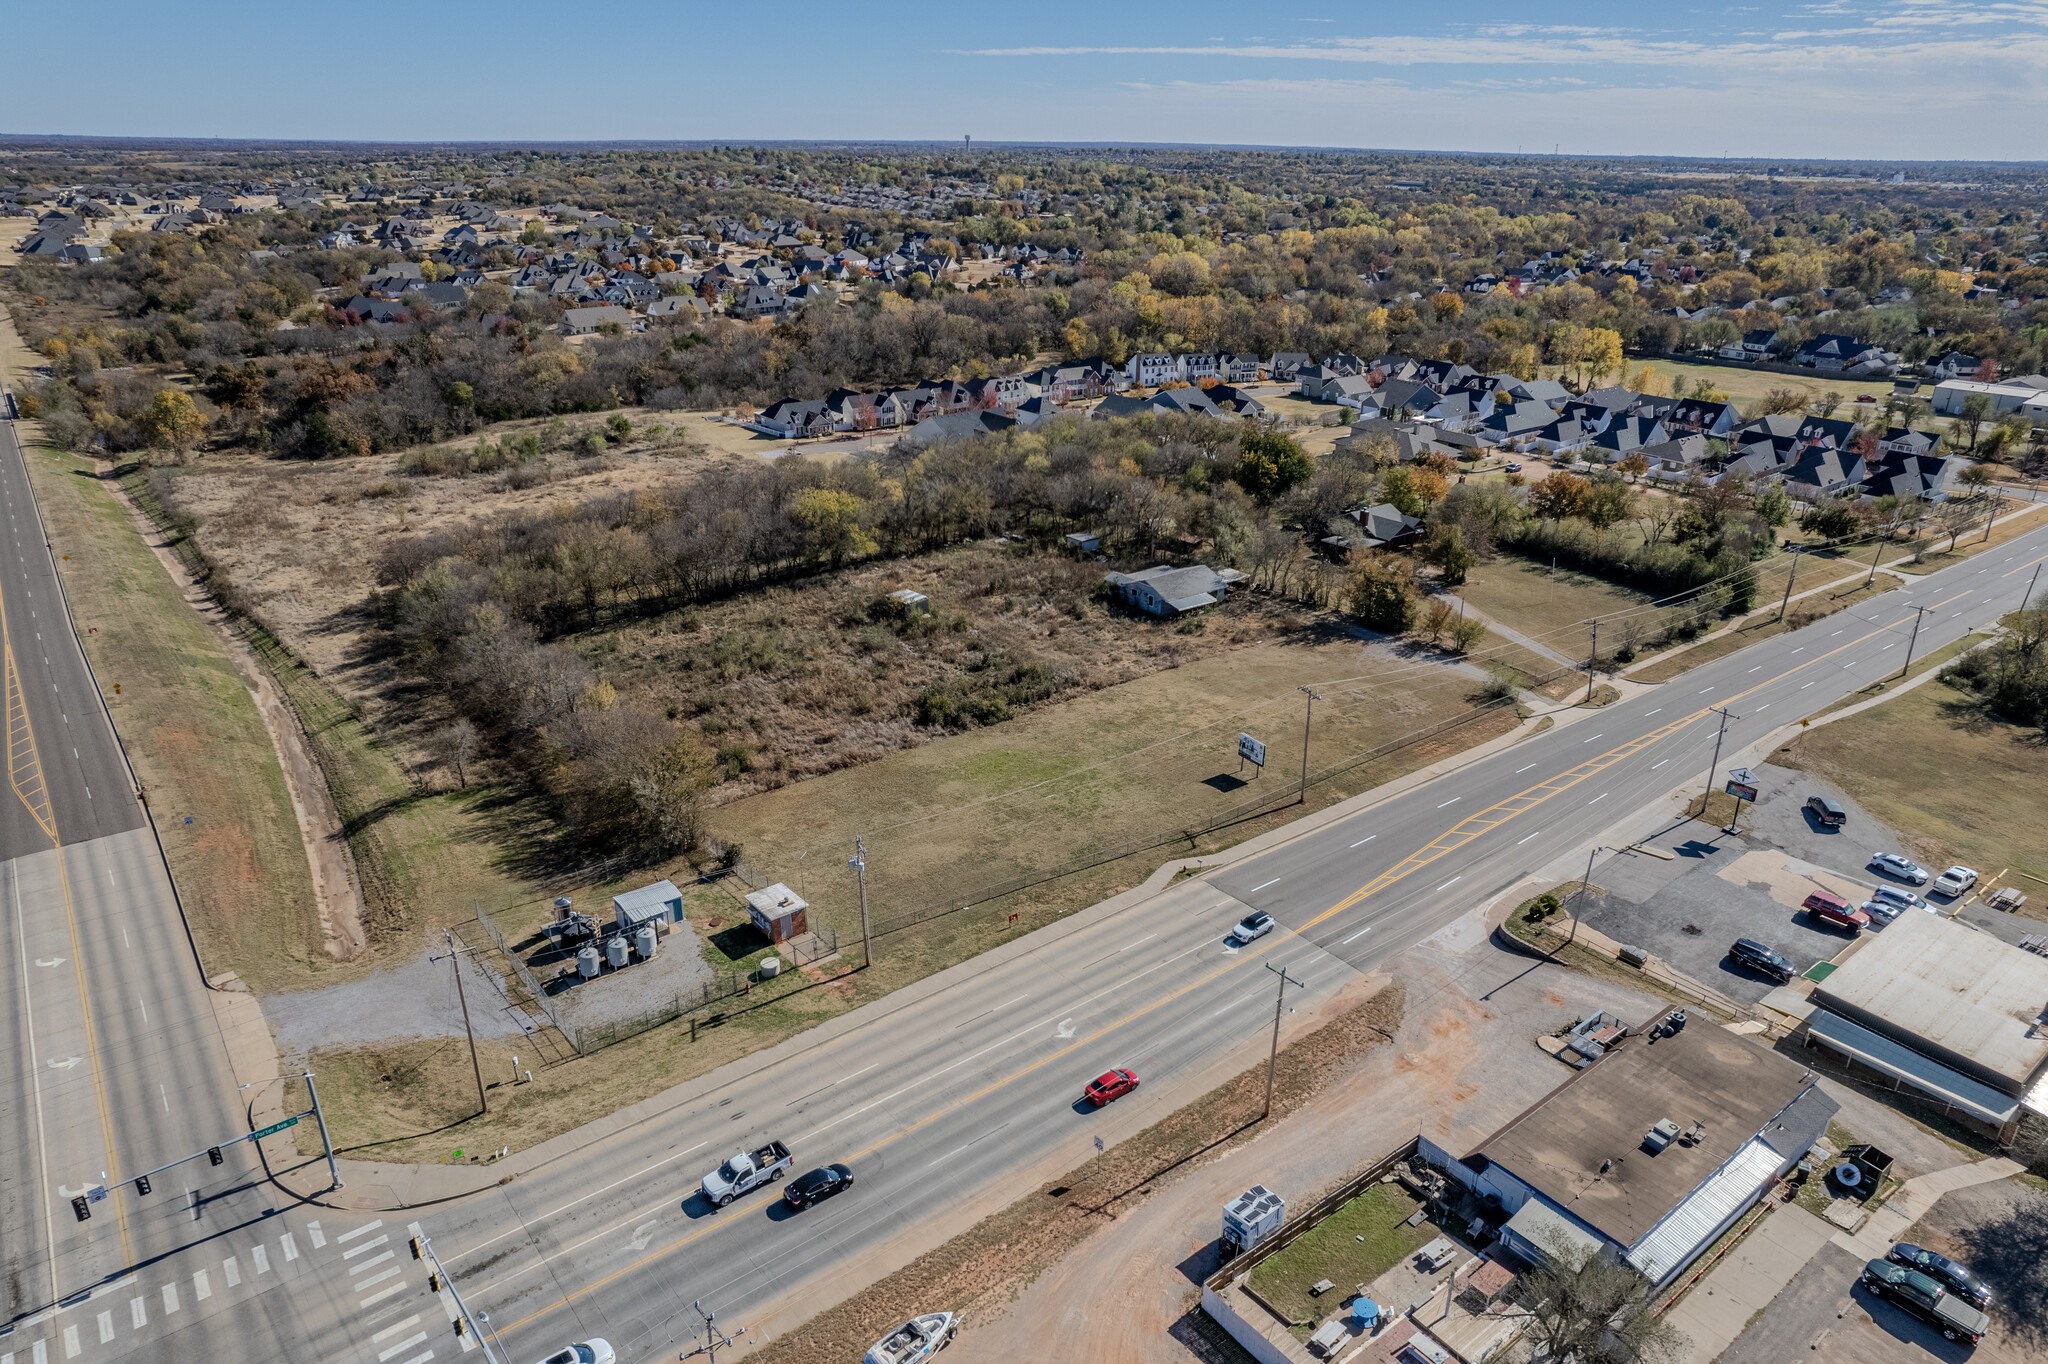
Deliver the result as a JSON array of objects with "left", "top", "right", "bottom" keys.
[{"left": 7, "top": 0, "right": 2046, "bottom": 161}]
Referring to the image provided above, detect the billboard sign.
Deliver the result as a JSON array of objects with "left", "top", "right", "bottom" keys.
[{"left": 1238, "top": 733, "right": 1267, "bottom": 767}]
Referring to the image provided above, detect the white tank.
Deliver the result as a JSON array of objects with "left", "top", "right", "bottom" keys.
[
  {"left": 577, "top": 945, "right": 601, "bottom": 978},
  {"left": 606, "top": 935, "right": 630, "bottom": 969},
  {"left": 635, "top": 924, "right": 658, "bottom": 960},
  {"left": 758, "top": 955, "right": 782, "bottom": 979}
]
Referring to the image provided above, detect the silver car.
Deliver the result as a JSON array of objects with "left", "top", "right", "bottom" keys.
[
  {"left": 1870, "top": 853, "right": 1928, "bottom": 885},
  {"left": 1870, "top": 884, "right": 1927, "bottom": 912}
]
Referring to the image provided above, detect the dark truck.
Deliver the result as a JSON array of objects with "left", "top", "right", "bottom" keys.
[{"left": 1861, "top": 1259, "right": 1991, "bottom": 1344}]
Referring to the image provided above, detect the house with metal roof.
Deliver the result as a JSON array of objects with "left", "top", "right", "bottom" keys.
[
  {"left": 1428, "top": 1012, "right": 1835, "bottom": 1285},
  {"left": 1102, "top": 564, "right": 1246, "bottom": 617},
  {"left": 1801, "top": 909, "right": 2048, "bottom": 1144}
]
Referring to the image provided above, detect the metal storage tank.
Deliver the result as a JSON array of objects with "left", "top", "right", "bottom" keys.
[
  {"left": 634, "top": 924, "right": 658, "bottom": 960},
  {"left": 577, "top": 945, "right": 601, "bottom": 979},
  {"left": 606, "top": 935, "right": 630, "bottom": 970}
]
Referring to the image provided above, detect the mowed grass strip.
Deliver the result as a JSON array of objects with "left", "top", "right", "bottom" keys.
[
  {"left": 1247, "top": 1183, "right": 1431, "bottom": 1328},
  {"left": 24, "top": 444, "right": 319, "bottom": 989},
  {"left": 1774, "top": 670, "right": 2048, "bottom": 894},
  {"left": 1628, "top": 575, "right": 1894, "bottom": 684},
  {"left": 749, "top": 985, "right": 1405, "bottom": 1364}
]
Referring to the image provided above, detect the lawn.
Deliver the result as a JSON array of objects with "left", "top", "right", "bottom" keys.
[
  {"left": 1627, "top": 572, "right": 1893, "bottom": 684},
  {"left": 1886, "top": 501, "right": 2048, "bottom": 575},
  {"left": 1246, "top": 1183, "right": 1431, "bottom": 1327},
  {"left": 1773, "top": 669, "right": 2048, "bottom": 897},
  {"left": 1457, "top": 553, "right": 1661, "bottom": 674},
  {"left": 25, "top": 443, "right": 319, "bottom": 991},
  {"left": 1617, "top": 359, "right": 1897, "bottom": 414}
]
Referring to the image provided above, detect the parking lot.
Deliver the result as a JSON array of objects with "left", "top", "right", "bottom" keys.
[{"left": 1575, "top": 762, "right": 2036, "bottom": 1003}]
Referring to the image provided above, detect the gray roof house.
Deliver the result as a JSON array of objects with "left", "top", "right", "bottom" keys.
[
  {"left": 1103, "top": 564, "right": 1247, "bottom": 617},
  {"left": 559, "top": 304, "right": 639, "bottom": 336},
  {"left": 1352, "top": 503, "right": 1424, "bottom": 548}
]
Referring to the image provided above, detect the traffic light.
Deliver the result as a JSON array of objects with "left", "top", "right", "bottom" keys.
[
  {"left": 72, "top": 1196, "right": 90, "bottom": 1222},
  {"left": 134, "top": 1175, "right": 151, "bottom": 1196},
  {"left": 453, "top": 1318, "right": 466, "bottom": 1338},
  {"left": 207, "top": 1147, "right": 223, "bottom": 1166},
  {"left": 428, "top": 1273, "right": 441, "bottom": 1293},
  {"left": 409, "top": 1237, "right": 423, "bottom": 1260}
]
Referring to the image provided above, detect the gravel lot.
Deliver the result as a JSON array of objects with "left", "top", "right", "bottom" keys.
[{"left": 264, "top": 937, "right": 531, "bottom": 1055}]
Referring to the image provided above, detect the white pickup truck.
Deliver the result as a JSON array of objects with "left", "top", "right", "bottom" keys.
[{"left": 701, "top": 1141, "right": 793, "bottom": 1206}]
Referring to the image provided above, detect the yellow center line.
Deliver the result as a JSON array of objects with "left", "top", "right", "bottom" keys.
[
  {"left": 2000, "top": 549, "right": 2048, "bottom": 578},
  {"left": 0, "top": 531, "right": 133, "bottom": 1265},
  {"left": 493, "top": 611, "right": 1917, "bottom": 1336}
]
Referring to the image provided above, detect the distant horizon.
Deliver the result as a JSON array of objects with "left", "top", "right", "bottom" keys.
[
  {"left": 7, "top": 0, "right": 2048, "bottom": 161},
  {"left": 4, "top": 132, "right": 2047, "bottom": 174}
]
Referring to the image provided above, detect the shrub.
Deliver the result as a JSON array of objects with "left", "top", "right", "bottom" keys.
[{"left": 1346, "top": 554, "right": 1419, "bottom": 633}]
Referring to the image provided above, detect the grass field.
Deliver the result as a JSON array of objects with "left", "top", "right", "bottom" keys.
[
  {"left": 1886, "top": 501, "right": 2048, "bottom": 575},
  {"left": 1773, "top": 668, "right": 2048, "bottom": 894},
  {"left": 1628, "top": 571, "right": 1893, "bottom": 684},
  {"left": 1620, "top": 358, "right": 1896, "bottom": 414},
  {"left": 1247, "top": 1183, "right": 1431, "bottom": 1328},
  {"left": 1457, "top": 555, "right": 1661, "bottom": 671},
  {"left": 24, "top": 444, "right": 320, "bottom": 991}
]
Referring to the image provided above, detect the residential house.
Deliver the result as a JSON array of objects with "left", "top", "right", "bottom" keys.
[
  {"left": 1203, "top": 385, "right": 1266, "bottom": 418},
  {"left": 338, "top": 296, "right": 409, "bottom": 325},
  {"left": 1127, "top": 352, "right": 1181, "bottom": 388},
  {"left": 1102, "top": 564, "right": 1246, "bottom": 617},
  {"left": 1587, "top": 415, "right": 1670, "bottom": 459},
  {"left": 1795, "top": 333, "right": 1892, "bottom": 374},
  {"left": 1636, "top": 434, "right": 1712, "bottom": 474},
  {"left": 1350, "top": 503, "right": 1424, "bottom": 549},
  {"left": 1865, "top": 450, "right": 1953, "bottom": 501},
  {"left": 558, "top": 305, "right": 638, "bottom": 336},
  {"left": 1929, "top": 352, "right": 1984, "bottom": 381},
  {"left": 1265, "top": 352, "right": 1311, "bottom": 382},
  {"left": 1474, "top": 401, "right": 1558, "bottom": 447},
  {"left": 1224, "top": 354, "right": 1261, "bottom": 384},
  {"left": 900, "top": 409, "right": 1018, "bottom": 446},
  {"left": 755, "top": 397, "right": 838, "bottom": 438},
  {"left": 646, "top": 295, "right": 709, "bottom": 321},
  {"left": 1662, "top": 398, "right": 1740, "bottom": 438}
]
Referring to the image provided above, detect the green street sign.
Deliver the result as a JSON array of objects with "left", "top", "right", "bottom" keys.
[{"left": 250, "top": 1116, "right": 301, "bottom": 1140}]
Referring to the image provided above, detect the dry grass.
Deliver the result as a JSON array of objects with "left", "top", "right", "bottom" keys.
[
  {"left": 22, "top": 442, "right": 320, "bottom": 990},
  {"left": 1621, "top": 359, "right": 1889, "bottom": 413},
  {"left": 749, "top": 985, "right": 1406, "bottom": 1364},
  {"left": 1772, "top": 661, "right": 2048, "bottom": 894},
  {"left": 1886, "top": 501, "right": 2048, "bottom": 575},
  {"left": 1458, "top": 554, "right": 1659, "bottom": 666},
  {"left": 1628, "top": 576, "right": 1895, "bottom": 684}
]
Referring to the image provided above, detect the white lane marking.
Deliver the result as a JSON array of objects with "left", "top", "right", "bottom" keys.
[
  {"left": 1645, "top": 708, "right": 1661, "bottom": 716},
  {"left": 1516, "top": 830, "right": 1543, "bottom": 845},
  {"left": 1748, "top": 666, "right": 1762, "bottom": 672},
  {"left": 1054, "top": 1017, "right": 1076, "bottom": 1038},
  {"left": 1651, "top": 759, "right": 1669, "bottom": 769},
  {"left": 377, "top": 1334, "right": 429, "bottom": 1362},
  {"left": 343, "top": 1234, "right": 390, "bottom": 1259},
  {"left": 61, "top": 1326, "right": 77, "bottom": 1360},
  {"left": 356, "top": 1265, "right": 401, "bottom": 1291},
  {"left": 129, "top": 1299, "right": 145, "bottom": 1330},
  {"left": 1755, "top": 703, "right": 1770, "bottom": 712},
  {"left": 1699, "top": 686, "right": 1713, "bottom": 693},
  {"left": 1514, "top": 763, "right": 1537, "bottom": 773},
  {"left": 335, "top": 1218, "right": 383, "bottom": 1242},
  {"left": 1341, "top": 924, "right": 1374, "bottom": 944},
  {"left": 251, "top": 1244, "right": 270, "bottom": 1274},
  {"left": 281, "top": 1232, "right": 298, "bottom": 1261},
  {"left": 1588, "top": 793, "right": 1608, "bottom": 805},
  {"left": 95, "top": 1312, "right": 111, "bottom": 1345},
  {"left": 1349, "top": 835, "right": 1376, "bottom": 848},
  {"left": 1881, "top": 642, "right": 1896, "bottom": 651},
  {"left": 1801, "top": 680, "right": 1817, "bottom": 689},
  {"left": 1581, "top": 733, "right": 1602, "bottom": 743},
  {"left": 372, "top": 1316, "right": 422, "bottom": 1343},
  {"left": 307, "top": 1221, "right": 326, "bottom": 1248},
  {"left": 1437, "top": 796, "right": 1461, "bottom": 808},
  {"left": 161, "top": 1084, "right": 168, "bottom": 1112},
  {"left": 357, "top": 1282, "right": 408, "bottom": 1309},
  {"left": 1436, "top": 876, "right": 1462, "bottom": 892},
  {"left": 222, "top": 1256, "right": 240, "bottom": 1287},
  {"left": 927, "top": 1123, "right": 1010, "bottom": 1168},
  {"left": 348, "top": 1250, "right": 395, "bottom": 1276},
  {"left": 1831, "top": 629, "right": 1843, "bottom": 635},
  {"left": 192, "top": 1270, "right": 210, "bottom": 1302},
  {"left": 1248, "top": 878, "right": 1281, "bottom": 893}
]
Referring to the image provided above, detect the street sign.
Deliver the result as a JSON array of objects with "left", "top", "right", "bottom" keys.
[
  {"left": 1238, "top": 733, "right": 1267, "bottom": 768},
  {"left": 1725, "top": 779, "right": 1759, "bottom": 803},
  {"left": 250, "top": 1116, "right": 301, "bottom": 1141}
]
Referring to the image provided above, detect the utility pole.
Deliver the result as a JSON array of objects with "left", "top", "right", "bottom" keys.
[
  {"left": 1897, "top": 605, "right": 1931, "bottom": 680},
  {"left": 1564, "top": 845, "right": 1604, "bottom": 953},
  {"left": 441, "top": 929, "right": 487, "bottom": 1115},
  {"left": 1981, "top": 489, "right": 2003, "bottom": 543},
  {"left": 1296, "top": 686, "right": 1320, "bottom": 806},
  {"left": 1700, "top": 706, "right": 1737, "bottom": 821},
  {"left": 1261, "top": 962, "right": 1305, "bottom": 1119},
  {"left": 681, "top": 1299, "right": 745, "bottom": 1363},
  {"left": 1776, "top": 543, "right": 1805, "bottom": 622},
  {"left": 1864, "top": 533, "right": 1885, "bottom": 589},
  {"left": 850, "top": 836, "right": 873, "bottom": 969},
  {"left": 1584, "top": 621, "right": 1599, "bottom": 702},
  {"left": 2024, "top": 561, "right": 2043, "bottom": 613}
]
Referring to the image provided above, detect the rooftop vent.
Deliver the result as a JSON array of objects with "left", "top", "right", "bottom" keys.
[{"left": 1643, "top": 1119, "right": 1684, "bottom": 1154}]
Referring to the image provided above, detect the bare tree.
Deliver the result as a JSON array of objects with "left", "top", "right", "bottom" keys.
[
  {"left": 1521, "top": 1231, "right": 1688, "bottom": 1364},
  {"left": 429, "top": 719, "right": 479, "bottom": 788}
]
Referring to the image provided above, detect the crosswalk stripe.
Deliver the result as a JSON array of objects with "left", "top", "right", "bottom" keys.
[
  {"left": 252, "top": 1244, "right": 271, "bottom": 1275},
  {"left": 30, "top": 1342, "right": 44, "bottom": 1364},
  {"left": 343, "top": 1235, "right": 390, "bottom": 1259},
  {"left": 95, "top": 1313, "right": 112, "bottom": 1345},
  {"left": 355, "top": 1266, "right": 401, "bottom": 1290},
  {"left": 349, "top": 1250, "right": 395, "bottom": 1276},
  {"left": 281, "top": 1232, "right": 299, "bottom": 1262},
  {"left": 358, "top": 1282, "right": 408, "bottom": 1309},
  {"left": 59, "top": 1326, "right": 77, "bottom": 1360},
  {"left": 193, "top": 1270, "right": 211, "bottom": 1302},
  {"left": 393, "top": 1352, "right": 434, "bottom": 1364},
  {"left": 161, "top": 1284, "right": 179, "bottom": 1314},
  {"left": 223, "top": 1257, "right": 241, "bottom": 1288},
  {"left": 371, "top": 1316, "right": 421, "bottom": 1343},
  {"left": 336, "top": 1219, "right": 383, "bottom": 1243},
  {"left": 377, "top": 1333, "right": 428, "bottom": 1362},
  {"left": 129, "top": 1299, "right": 145, "bottom": 1331},
  {"left": 307, "top": 1220, "right": 326, "bottom": 1248}
]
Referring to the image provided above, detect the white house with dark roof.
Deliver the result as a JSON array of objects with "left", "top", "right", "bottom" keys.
[{"left": 1102, "top": 564, "right": 1246, "bottom": 617}]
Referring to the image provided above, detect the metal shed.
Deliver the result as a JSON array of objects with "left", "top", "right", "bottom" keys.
[{"left": 612, "top": 879, "right": 684, "bottom": 932}]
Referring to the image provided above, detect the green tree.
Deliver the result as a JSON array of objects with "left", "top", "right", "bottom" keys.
[
  {"left": 140, "top": 388, "right": 206, "bottom": 459},
  {"left": 1800, "top": 499, "right": 1861, "bottom": 542},
  {"left": 1954, "top": 392, "right": 1993, "bottom": 450},
  {"left": 789, "top": 488, "right": 878, "bottom": 567},
  {"left": 1419, "top": 521, "right": 1476, "bottom": 585},
  {"left": 1232, "top": 430, "right": 1313, "bottom": 502},
  {"left": 1345, "top": 554, "right": 1419, "bottom": 634},
  {"left": 1754, "top": 484, "right": 1793, "bottom": 528}
]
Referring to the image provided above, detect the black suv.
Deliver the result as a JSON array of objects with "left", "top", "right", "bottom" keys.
[
  {"left": 1805, "top": 795, "right": 1847, "bottom": 828},
  {"left": 1728, "top": 938, "right": 1796, "bottom": 984},
  {"left": 1890, "top": 1243, "right": 1992, "bottom": 1308}
]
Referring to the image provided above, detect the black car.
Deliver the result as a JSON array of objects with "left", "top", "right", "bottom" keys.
[
  {"left": 1728, "top": 938, "right": 1796, "bottom": 984},
  {"left": 783, "top": 1163, "right": 854, "bottom": 1210},
  {"left": 1889, "top": 1243, "right": 1992, "bottom": 1307}
]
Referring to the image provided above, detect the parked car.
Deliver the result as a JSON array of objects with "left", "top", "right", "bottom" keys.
[
  {"left": 1871, "top": 884, "right": 1928, "bottom": 913},
  {"left": 1871, "top": 853, "right": 1929, "bottom": 884},
  {"left": 783, "top": 1163, "right": 854, "bottom": 1210},
  {"left": 1860, "top": 1259, "right": 1990, "bottom": 1343},
  {"left": 1230, "top": 910, "right": 1275, "bottom": 944},
  {"left": 1805, "top": 795, "right": 1848, "bottom": 828},
  {"left": 1083, "top": 1068, "right": 1140, "bottom": 1106},
  {"left": 539, "top": 1343, "right": 615, "bottom": 1364},
  {"left": 1932, "top": 866, "right": 1980, "bottom": 898},
  {"left": 1803, "top": 892, "right": 1870, "bottom": 932},
  {"left": 1861, "top": 899, "right": 1902, "bottom": 926},
  {"left": 1728, "top": 938, "right": 1796, "bottom": 984},
  {"left": 1504, "top": 461, "right": 1523, "bottom": 472},
  {"left": 1889, "top": 1243, "right": 1992, "bottom": 1308}
]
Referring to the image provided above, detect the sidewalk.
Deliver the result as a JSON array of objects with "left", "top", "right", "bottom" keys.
[
  {"left": 1665, "top": 1203, "right": 1834, "bottom": 1364},
  {"left": 1828, "top": 1155, "right": 2022, "bottom": 1260}
]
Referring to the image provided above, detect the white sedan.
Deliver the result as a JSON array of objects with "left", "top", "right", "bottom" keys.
[
  {"left": 539, "top": 1343, "right": 614, "bottom": 1364},
  {"left": 1870, "top": 853, "right": 1929, "bottom": 885}
]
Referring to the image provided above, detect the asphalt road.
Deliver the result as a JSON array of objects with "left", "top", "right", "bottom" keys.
[{"left": 393, "top": 521, "right": 2046, "bottom": 1364}]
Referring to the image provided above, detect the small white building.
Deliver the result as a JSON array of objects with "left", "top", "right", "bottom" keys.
[{"left": 612, "top": 880, "right": 684, "bottom": 931}]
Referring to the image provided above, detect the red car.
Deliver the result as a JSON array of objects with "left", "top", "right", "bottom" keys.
[
  {"left": 1083, "top": 1069, "right": 1139, "bottom": 1106},
  {"left": 1803, "top": 891, "right": 1869, "bottom": 932}
]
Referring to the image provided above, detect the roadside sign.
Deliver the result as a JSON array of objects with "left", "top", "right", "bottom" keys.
[
  {"left": 250, "top": 1116, "right": 301, "bottom": 1141},
  {"left": 1238, "top": 733, "right": 1267, "bottom": 768},
  {"left": 1727, "top": 767, "right": 1757, "bottom": 785},
  {"left": 1725, "top": 779, "right": 1759, "bottom": 803}
]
